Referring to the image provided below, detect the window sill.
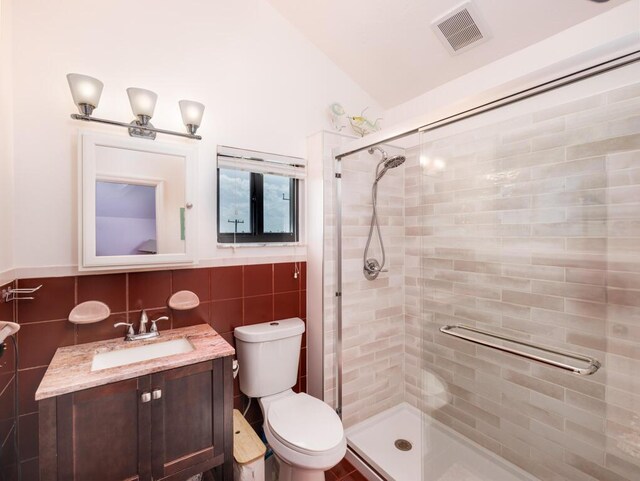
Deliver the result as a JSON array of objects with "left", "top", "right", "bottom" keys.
[{"left": 217, "top": 242, "right": 306, "bottom": 248}]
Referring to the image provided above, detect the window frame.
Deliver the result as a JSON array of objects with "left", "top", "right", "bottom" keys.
[{"left": 217, "top": 168, "right": 299, "bottom": 244}]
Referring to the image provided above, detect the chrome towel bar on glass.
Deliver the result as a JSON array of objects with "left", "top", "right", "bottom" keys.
[{"left": 440, "top": 324, "right": 601, "bottom": 376}]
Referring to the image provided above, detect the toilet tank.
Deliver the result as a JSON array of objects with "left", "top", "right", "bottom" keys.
[{"left": 234, "top": 318, "right": 305, "bottom": 398}]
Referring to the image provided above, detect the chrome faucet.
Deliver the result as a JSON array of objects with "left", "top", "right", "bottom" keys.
[
  {"left": 114, "top": 310, "right": 169, "bottom": 341},
  {"left": 139, "top": 310, "right": 149, "bottom": 334}
]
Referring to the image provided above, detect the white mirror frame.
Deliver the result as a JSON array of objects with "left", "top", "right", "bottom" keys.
[{"left": 79, "top": 131, "right": 198, "bottom": 271}]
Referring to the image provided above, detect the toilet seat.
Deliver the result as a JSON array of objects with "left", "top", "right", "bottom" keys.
[{"left": 267, "top": 393, "right": 344, "bottom": 455}]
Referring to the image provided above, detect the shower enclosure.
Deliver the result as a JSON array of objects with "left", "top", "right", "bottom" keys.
[{"left": 318, "top": 51, "right": 640, "bottom": 481}]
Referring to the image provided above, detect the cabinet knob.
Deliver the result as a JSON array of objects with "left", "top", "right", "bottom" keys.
[
  {"left": 141, "top": 392, "right": 151, "bottom": 403},
  {"left": 152, "top": 389, "right": 162, "bottom": 400}
]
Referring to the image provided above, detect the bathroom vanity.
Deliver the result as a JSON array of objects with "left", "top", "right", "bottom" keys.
[{"left": 35, "top": 325, "right": 235, "bottom": 481}]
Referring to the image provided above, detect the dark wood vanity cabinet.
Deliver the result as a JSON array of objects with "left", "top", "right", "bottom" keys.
[{"left": 39, "top": 357, "right": 233, "bottom": 481}]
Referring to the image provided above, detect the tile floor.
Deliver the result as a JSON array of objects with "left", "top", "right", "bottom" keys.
[{"left": 325, "top": 458, "right": 367, "bottom": 481}]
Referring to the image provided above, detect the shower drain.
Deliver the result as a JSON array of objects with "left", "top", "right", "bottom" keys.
[{"left": 394, "top": 439, "right": 413, "bottom": 451}]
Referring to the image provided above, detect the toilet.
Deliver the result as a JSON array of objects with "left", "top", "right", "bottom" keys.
[{"left": 234, "top": 318, "right": 346, "bottom": 481}]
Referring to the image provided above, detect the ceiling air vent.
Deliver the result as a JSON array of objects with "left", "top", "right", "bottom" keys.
[{"left": 432, "top": 1, "right": 490, "bottom": 55}]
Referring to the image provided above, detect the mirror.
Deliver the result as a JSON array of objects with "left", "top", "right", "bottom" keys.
[
  {"left": 96, "top": 181, "right": 159, "bottom": 256},
  {"left": 80, "top": 132, "right": 196, "bottom": 270}
]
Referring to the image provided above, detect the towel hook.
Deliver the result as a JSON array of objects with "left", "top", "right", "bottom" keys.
[{"left": 1, "top": 285, "right": 43, "bottom": 303}]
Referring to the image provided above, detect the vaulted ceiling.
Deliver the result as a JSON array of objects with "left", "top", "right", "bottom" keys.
[{"left": 267, "top": 0, "right": 630, "bottom": 108}]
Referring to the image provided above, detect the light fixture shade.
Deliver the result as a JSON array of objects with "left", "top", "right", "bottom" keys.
[
  {"left": 179, "top": 100, "right": 205, "bottom": 128},
  {"left": 127, "top": 88, "right": 158, "bottom": 118},
  {"left": 67, "top": 73, "right": 103, "bottom": 111}
]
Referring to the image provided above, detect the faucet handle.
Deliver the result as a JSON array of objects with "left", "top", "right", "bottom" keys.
[
  {"left": 114, "top": 322, "right": 135, "bottom": 337},
  {"left": 150, "top": 316, "right": 169, "bottom": 333}
]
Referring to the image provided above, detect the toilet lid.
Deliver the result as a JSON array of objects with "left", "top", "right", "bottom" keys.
[{"left": 267, "top": 393, "right": 344, "bottom": 453}]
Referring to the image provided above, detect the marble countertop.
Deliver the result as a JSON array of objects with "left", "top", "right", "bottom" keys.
[{"left": 35, "top": 324, "right": 235, "bottom": 401}]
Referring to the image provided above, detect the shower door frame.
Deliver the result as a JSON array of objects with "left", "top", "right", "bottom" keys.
[{"left": 331, "top": 47, "right": 640, "bottom": 420}]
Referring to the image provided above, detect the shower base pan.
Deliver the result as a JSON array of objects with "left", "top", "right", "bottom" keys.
[{"left": 345, "top": 403, "right": 539, "bottom": 481}]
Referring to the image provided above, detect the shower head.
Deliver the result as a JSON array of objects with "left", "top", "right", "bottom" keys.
[
  {"left": 368, "top": 146, "right": 406, "bottom": 182},
  {"left": 376, "top": 154, "right": 406, "bottom": 182},
  {"left": 384, "top": 155, "right": 406, "bottom": 169}
]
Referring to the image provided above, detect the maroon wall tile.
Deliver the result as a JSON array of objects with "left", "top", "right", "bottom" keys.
[
  {"left": 0, "top": 382, "right": 15, "bottom": 422},
  {"left": 18, "top": 367, "right": 47, "bottom": 416},
  {"left": 300, "top": 290, "right": 307, "bottom": 319},
  {"left": 18, "top": 321, "right": 74, "bottom": 369},
  {"left": 274, "top": 263, "right": 300, "bottom": 293},
  {"left": 17, "top": 277, "right": 75, "bottom": 323},
  {"left": 172, "top": 269, "right": 210, "bottom": 303},
  {"left": 0, "top": 371, "right": 13, "bottom": 405},
  {"left": 243, "top": 264, "right": 273, "bottom": 297},
  {"left": 300, "top": 262, "right": 307, "bottom": 288},
  {"left": 172, "top": 302, "right": 209, "bottom": 329},
  {"left": 0, "top": 422, "right": 16, "bottom": 463},
  {"left": 211, "top": 266, "right": 243, "bottom": 300},
  {"left": 274, "top": 291, "right": 299, "bottom": 320},
  {"left": 0, "top": 340, "right": 16, "bottom": 389},
  {"left": 18, "top": 413, "right": 38, "bottom": 461},
  {"left": 76, "top": 313, "right": 127, "bottom": 344},
  {"left": 1, "top": 464, "right": 16, "bottom": 481},
  {"left": 20, "top": 457, "right": 39, "bottom": 481},
  {"left": 77, "top": 274, "right": 126, "bottom": 313},
  {"left": 242, "top": 396, "right": 263, "bottom": 427},
  {"left": 220, "top": 331, "right": 234, "bottom": 348},
  {"left": 128, "top": 271, "right": 171, "bottom": 310},
  {"left": 243, "top": 295, "right": 274, "bottom": 326},
  {"left": 299, "top": 347, "right": 307, "bottom": 380},
  {"left": 0, "top": 281, "right": 14, "bottom": 321},
  {"left": 210, "top": 299, "right": 243, "bottom": 334}
]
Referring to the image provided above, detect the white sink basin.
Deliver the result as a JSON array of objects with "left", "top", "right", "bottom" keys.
[{"left": 91, "top": 338, "right": 194, "bottom": 371}]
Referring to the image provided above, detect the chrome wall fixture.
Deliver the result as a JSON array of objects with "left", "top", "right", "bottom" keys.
[
  {"left": 67, "top": 73, "right": 205, "bottom": 140},
  {"left": 440, "top": 324, "right": 601, "bottom": 376},
  {"left": 1, "top": 284, "right": 42, "bottom": 303}
]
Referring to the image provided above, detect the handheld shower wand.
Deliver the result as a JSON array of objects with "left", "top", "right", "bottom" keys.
[{"left": 363, "top": 147, "right": 405, "bottom": 281}]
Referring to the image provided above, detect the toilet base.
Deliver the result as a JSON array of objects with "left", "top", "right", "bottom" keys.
[{"left": 276, "top": 455, "right": 325, "bottom": 481}]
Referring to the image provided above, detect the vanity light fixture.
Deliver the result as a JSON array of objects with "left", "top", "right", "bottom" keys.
[
  {"left": 127, "top": 87, "right": 158, "bottom": 139},
  {"left": 179, "top": 100, "right": 205, "bottom": 136},
  {"left": 67, "top": 73, "right": 204, "bottom": 140},
  {"left": 67, "top": 74, "right": 104, "bottom": 116}
]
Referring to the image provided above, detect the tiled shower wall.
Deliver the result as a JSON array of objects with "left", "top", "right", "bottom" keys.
[
  {"left": 405, "top": 82, "right": 640, "bottom": 480},
  {"left": 322, "top": 132, "right": 406, "bottom": 429},
  {"left": 0, "top": 262, "right": 306, "bottom": 481}
]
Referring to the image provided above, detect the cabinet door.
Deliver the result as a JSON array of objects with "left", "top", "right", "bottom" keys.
[
  {"left": 56, "top": 377, "right": 152, "bottom": 481},
  {"left": 150, "top": 360, "right": 225, "bottom": 480}
]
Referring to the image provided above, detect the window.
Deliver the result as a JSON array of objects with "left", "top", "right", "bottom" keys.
[{"left": 218, "top": 148, "right": 300, "bottom": 244}]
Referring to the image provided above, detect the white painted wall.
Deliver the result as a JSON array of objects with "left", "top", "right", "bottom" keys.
[
  {"left": 8, "top": 0, "right": 383, "bottom": 275},
  {"left": 0, "top": 0, "right": 14, "bottom": 281}
]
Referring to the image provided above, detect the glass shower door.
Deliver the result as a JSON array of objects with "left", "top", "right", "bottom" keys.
[{"left": 418, "top": 65, "right": 640, "bottom": 481}]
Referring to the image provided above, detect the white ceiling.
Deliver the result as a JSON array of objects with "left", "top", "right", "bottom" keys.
[{"left": 267, "top": 0, "right": 630, "bottom": 108}]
